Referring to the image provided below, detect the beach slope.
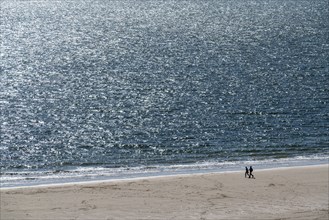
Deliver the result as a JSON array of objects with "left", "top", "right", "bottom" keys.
[{"left": 1, "top": 164, "right": 328, "bottom": 220}]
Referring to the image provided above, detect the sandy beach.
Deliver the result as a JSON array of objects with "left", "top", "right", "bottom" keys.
[{"left": 1, "top": 164, "right": 328, "bottom": 220}]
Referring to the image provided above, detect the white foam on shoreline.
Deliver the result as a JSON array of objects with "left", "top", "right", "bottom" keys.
[{"left": 1, "top": 163, "right": 328, "bottom": 191}]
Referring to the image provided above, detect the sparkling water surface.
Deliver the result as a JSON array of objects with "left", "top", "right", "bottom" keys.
[{"left": 1, "top": 0, "right": 328, "bottom": 187}]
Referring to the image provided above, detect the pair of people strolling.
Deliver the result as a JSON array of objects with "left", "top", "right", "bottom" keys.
[{"left": 245, "top": 166, "right": 255, "bottom": 179}]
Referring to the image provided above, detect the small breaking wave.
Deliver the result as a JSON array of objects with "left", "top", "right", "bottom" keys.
[{"left": 1, "top": 154, "right": 328, "bottom": 188}]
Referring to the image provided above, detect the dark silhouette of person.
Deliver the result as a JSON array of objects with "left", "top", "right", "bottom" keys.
[
  {"left": 249, "top": 166, "right": 255, "bottom": 179},
  {"left": 245, "top": 166, "right": 249, "bottom": 178}
]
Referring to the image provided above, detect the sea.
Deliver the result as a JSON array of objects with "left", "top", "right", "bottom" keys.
[{"left": 1, "top": 0, "right": 328, "bottom": 188}]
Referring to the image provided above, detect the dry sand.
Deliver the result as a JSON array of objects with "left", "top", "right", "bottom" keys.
[{"left": 1, "top": 164, "right": 328, "bottom": 220}]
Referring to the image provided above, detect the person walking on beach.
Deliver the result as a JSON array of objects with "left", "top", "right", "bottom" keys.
[
  {"left": 249, "top": 166, "right": 255, "bottom": 179},
  {"left": 245, "top": 166, "right": 249, "bottom": 178}
]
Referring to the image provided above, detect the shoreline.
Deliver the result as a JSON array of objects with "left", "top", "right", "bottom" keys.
[
  {"left": 1, "top": 156, "right": 328, "bottom": 189},
  {"left": 1, "top": 164, "right": 328, "bottom": 220},
  {"left": 1, "top": 163, "right": 327, "bottom": 190}
]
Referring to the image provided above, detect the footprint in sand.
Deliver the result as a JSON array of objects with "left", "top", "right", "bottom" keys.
[{"left": 80, "top": 200, "right": 97, "bottom": 211}]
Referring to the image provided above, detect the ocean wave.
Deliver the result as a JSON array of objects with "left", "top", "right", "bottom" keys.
[{"left": 1, "top": 155, "right": 328, "bottom": 188}]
